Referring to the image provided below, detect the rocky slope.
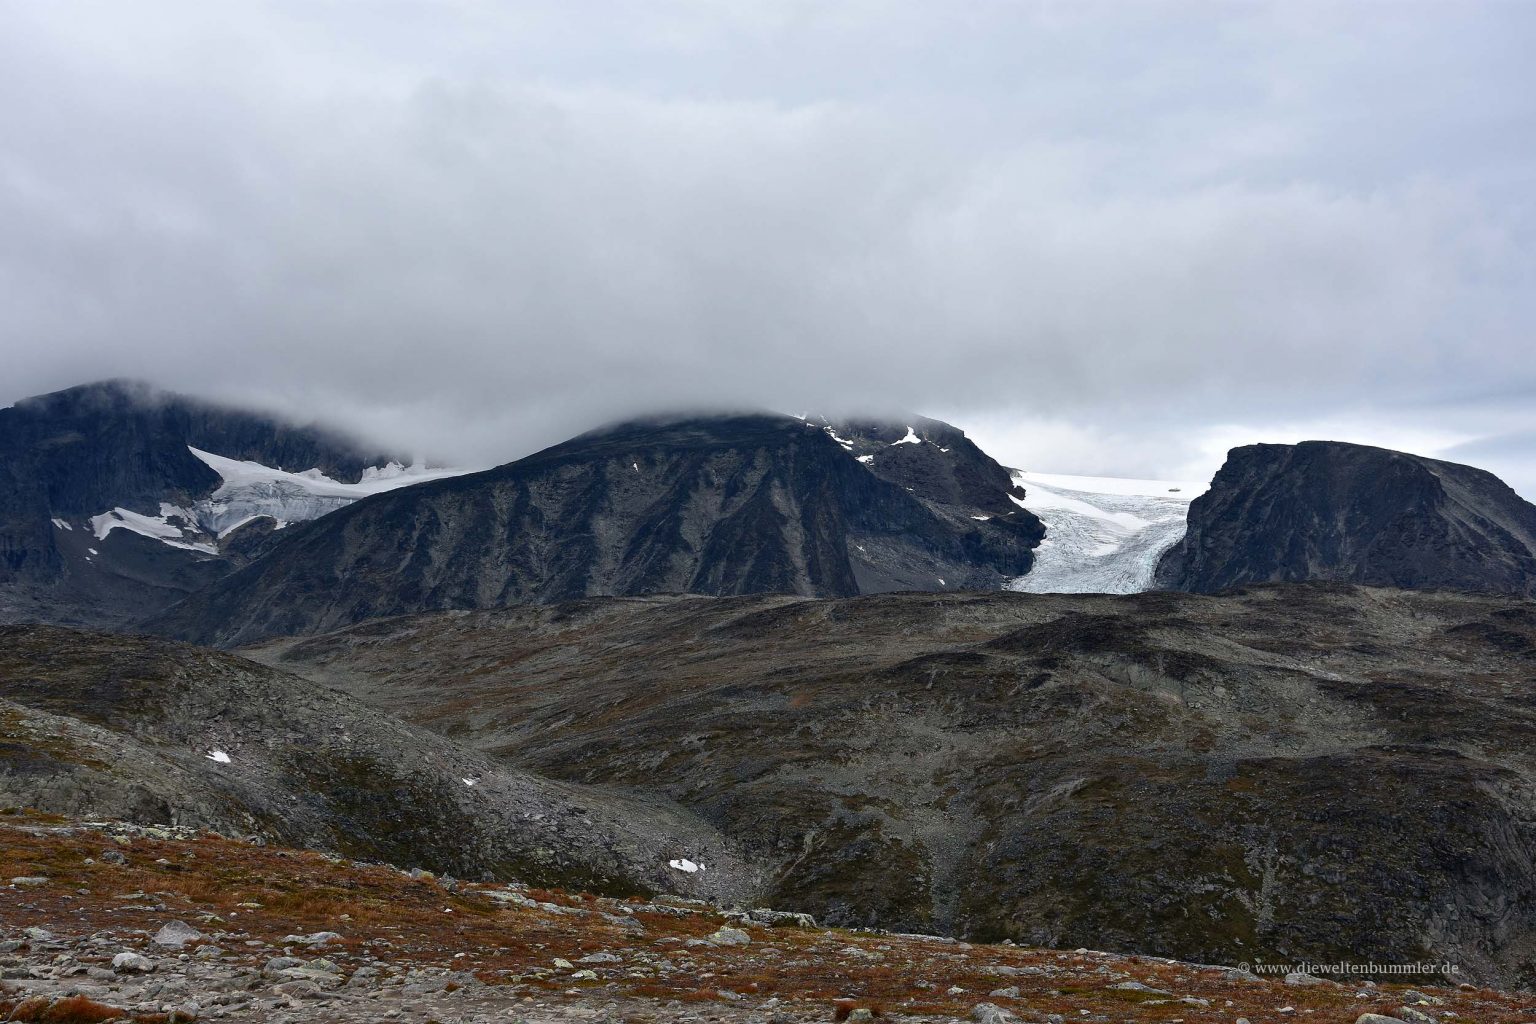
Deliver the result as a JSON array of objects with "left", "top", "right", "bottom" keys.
[
  {"left": 0, "top": 625, "right": 755, "bottom": 902},
  {"left": 248, "top": 585, "right": 1536, "bottom": 988},
  {"left": 5, "top": 816, "right": 1503, "bottom": 1024},
  {"left": 813, "top": 415, "right": 1029, "bottom": 515},
  {"left": 0, "top": 381, "right": 432, "bottom": 629},
  {"left": 150, "top": 414, "right": 1045, "bottom": 646},
  {"left": 1155, "top": 441, "right": 1536, "bottom": 595}
]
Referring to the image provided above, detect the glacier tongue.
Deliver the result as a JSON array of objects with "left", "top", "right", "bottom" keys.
[{"left": 1006, "top": 471, "right": 1206, "bottom": 594}]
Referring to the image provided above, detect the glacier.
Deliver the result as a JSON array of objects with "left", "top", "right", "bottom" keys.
[
  {"left": 1007, "top": 471, "right": 1207, "bottom": 594},
  {"left": 82, "top": 449, "right": 471, "bottom": 557},
  {"left": 185, "top": 447, "right": 469, "bottom": 537}
]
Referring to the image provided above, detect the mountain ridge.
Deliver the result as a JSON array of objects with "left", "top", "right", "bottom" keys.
[{"left": 148, "top": 412, "right": 1047, "bottom": 646}]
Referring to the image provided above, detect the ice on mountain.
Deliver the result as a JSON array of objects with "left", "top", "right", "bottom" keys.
[
  {"left": 185, "top": 447, "right": 468, "bottom": 538},
  {"left": 856, "top": 454, "right": 875, "bottom": 464},
  {"left": 205, "top": 750, "right": 231, "bottom": 764},
  {"left": 668, "top": 858, "right": 704, "bottom": 873},
  {"left": 51, "top": 518, "right": 71, "bottom": 530},
  {"left": 90, "top": 508, "right": 219, "bottom": 554},
  {"left": 1007, "top": 471, "right": 1208, "bottom": 595},
  {"left": 85, "top": 450, "right": 469, "bottom": 560},
  {"left": 892, "top": 426, "right": 921, "bottom": 445}
]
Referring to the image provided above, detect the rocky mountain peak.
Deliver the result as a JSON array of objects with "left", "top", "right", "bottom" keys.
[{"left": 1155, "top": 439, "right": 1536, "bottom": 595}]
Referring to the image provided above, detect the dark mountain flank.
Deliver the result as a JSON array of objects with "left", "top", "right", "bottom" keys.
[
  {"left": 246, "top": 584, "right": 1536, "bottom": 987},
  {"left": 0, "top": 380, "right": 400, "bottom": 629},
  {"left": 150, "top": 414, "right": 1046, "bottom": 647},
  {"left": 815, "top": 414, "right": 1029, "bottom": 514},
  {"left": 1156, "top": 440, "right": 1536, "bottom": 596}
]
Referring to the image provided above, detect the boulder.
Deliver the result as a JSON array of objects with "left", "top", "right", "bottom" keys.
[{"left": 153, "top": 920, "right": 207, "bottom": 948}]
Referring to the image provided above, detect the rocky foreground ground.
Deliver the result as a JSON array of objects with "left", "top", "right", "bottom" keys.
[{"left": 2, "top": 814, "right": 1530, "bottom": 1024}]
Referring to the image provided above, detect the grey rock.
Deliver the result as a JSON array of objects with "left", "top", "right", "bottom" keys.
[
  {"left": 275, "top": 967, "right": 343, "bottom": 988},
  {"left": 275, "top": 979, "right": 325, "bottom": 999},
  {"left": 153, "top": 920, "right": 207, "bottom": 948},
  {"left": 263, "top": 957, "right": 304, "bottom": 976},
  {"left": 738, "top": 908, "right": 817, "bottom": 929},
  {"left": 112, "top": 951, "right": 155, "bottom": 973},
  {"left": 709, "top": 927, "right": 751, "bottom": 947},
  {"left": 971, "top": 1002, "right": 1017, "bottom": 1024},
  {"left": 281, "top": 931, "right": 343, "bottom": 946}
]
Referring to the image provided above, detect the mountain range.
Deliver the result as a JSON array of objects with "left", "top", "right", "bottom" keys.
[
  {"left": 8, "top": 378, "right": 1536, "bottom": 987},
  {"left": 8, "top": 380, "right": 1536, "bottom": 637}
]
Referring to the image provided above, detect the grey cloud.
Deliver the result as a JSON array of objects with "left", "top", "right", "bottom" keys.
[{"left": 2, "top": 2, "right": 1534, "bottom": 495}]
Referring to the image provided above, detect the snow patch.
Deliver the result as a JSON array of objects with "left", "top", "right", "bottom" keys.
[
  {"left": 823, "top": 426, "right": 856, "bottom": 451},
  {"left": 50, "top": 518, "right": 71, "bottom": 531},
  {"left": 856, "top": 454, "right": 875, "bottom": 464},
  {"left": 891, "top": 426, "right": 921, "bottom": 445},
  {"left": 462, "top": 777, "right": 479, "bottom": 787},
  {"left": 90, "top": 508, "right": 219, "bottom": 554},
  {"left": 668, "top": 858, "right": 705, "bottom": 873},
  {"left": 205, "top": 750, "right": 231, "bottom": 764}
]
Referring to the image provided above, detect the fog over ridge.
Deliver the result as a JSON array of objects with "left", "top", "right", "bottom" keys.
[{"left": 3, "top": 2, "right": 1535, "bottom": 494}]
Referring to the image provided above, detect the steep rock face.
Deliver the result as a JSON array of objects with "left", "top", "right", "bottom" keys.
[
  {"left": 1155, "top": 441, "right": 1536, "bottom": 595},
  {"left": 247, "top": 585, "right": 1536, "bottom": 987},
  {"left": 0, "top": 380, "right": 408, "bottom": 628},
  {"left": 0, "top": 624, "right": 755, "bottom": 899},
  {"left": 816, "top": 415, "right": 1027, "bottom": 514},
  {"left": 150, "top": 414, "right": 1045, "bottom": 646}
]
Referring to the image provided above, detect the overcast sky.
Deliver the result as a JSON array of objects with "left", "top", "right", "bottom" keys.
[{"left": 3, "top": 2, "right": 1535, "bottom": 494}]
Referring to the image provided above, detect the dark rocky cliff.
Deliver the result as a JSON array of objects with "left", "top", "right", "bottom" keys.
[{"left": 1156, "top": 440, "right": 1536, "bottom": 595}]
